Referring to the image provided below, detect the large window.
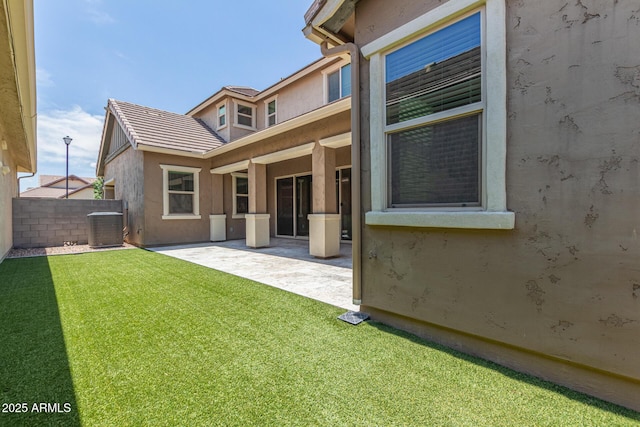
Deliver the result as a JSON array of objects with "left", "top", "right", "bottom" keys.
[
  {"left": 232, "top": 173, "right": 249, "bottom": 218},
  {"left": 160, "top": 165, "right": 201, "bottom": 220},
  {"left": 327, "top": 63, "right": 351, "bottom": 103},
  {"left": 386, "top": 12, "right": 482, "bottom": 207},
  {"left": 363, "top": 0, "right": 513, "bottom": 229}
]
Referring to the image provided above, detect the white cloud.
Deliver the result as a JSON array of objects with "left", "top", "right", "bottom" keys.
[
  {"left": 36, "top": 68, "right": 54, "bottom": 87},
  {"left": 86, "top": 8, "right": 115, "bottom": 25},
  {"left": 37, "top": 106, "right": 104, "bottom": 176}
]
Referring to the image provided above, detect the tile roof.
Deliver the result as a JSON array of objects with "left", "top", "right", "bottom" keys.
[
  {"left": 108, "top": 99, "right": 226, "bottom": 154},
  {"left": 21, "top": 183, "right": 94, "bottom": 198},
  {"left": 39, "top": 175, "right": 96, "bottom": 186},
  {"left": 224, "top": 86, "right": 260, "bottom": 97}
]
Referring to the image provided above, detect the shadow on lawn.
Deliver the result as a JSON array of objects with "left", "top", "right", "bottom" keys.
[
  {"left": 0, "top": 256, "right": 80, "bottom": 426},
  {"left": 369, "top": 321, "right": 640, "bottom": 421}
]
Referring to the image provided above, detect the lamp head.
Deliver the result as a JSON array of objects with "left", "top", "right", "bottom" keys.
[{"left": 63, "top": 136, "right": 72, "bottom": 146}]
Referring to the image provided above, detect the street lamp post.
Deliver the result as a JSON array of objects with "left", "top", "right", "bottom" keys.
[{"left": 63, "top": 136, "right": 72, "bottom": 199}]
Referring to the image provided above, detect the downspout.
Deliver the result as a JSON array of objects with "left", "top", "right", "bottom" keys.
[
  {"left": 16, "top": 173, "right": 36, "bottom": 197},
  {"left": 321, "top": 40, "right": 362, "bottom": 306}
]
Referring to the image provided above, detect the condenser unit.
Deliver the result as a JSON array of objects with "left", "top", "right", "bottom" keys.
[{"left": 87, "top": 212, "right": 123, "bottom": 248}]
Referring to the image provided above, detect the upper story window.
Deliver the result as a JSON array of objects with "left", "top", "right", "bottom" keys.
[
  {"left": 266, "top": 99, "right": 277, "bottom": 127},
  {"left": 363, "top": 0, "right": 514, "bottom": 230},
  {"left": 234, "top": 101, "right": 256, "bottom": 130},
  {"left": 327, "top": 63, "right": 351, "bottom": 103},
  {"left": 160, "top": 165, "right": 201, "bottom": 220},
  {"left": 217, "top": 103, "right": 226, "bottom": 129}
]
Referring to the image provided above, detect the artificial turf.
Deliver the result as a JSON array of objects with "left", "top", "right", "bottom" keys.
[{"left": 0, "top": 249, "right": 638, "bottom": 426}]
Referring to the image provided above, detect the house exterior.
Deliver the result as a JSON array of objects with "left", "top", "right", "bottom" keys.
[
  {"left": 304, "top": 0, "right": 640, "bottom": 411},
  {"left": 20, "top": 175, "right": 97, "bottom": 199},
  {"left": 96, "top": 56, "right": 353, "bottom": 256},
  {"left": 0, "top": 0, "right": 37, "bottom": 262}
]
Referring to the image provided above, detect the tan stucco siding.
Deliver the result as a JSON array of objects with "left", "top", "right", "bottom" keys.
[
  {"left": 142, "top": 152, "right": 212, "bottom": 246},
  {"left": 355, "top": 0, "right": 640, "bottom": 405},
  {"left": 0, "top": 150, "right": 17, "bottom": 260},
  {"left": 103, "top": 147, "right": 145, "bottom": 246}
]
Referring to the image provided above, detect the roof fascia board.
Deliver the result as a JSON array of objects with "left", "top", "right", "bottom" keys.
[
  {"left": 137, "top": 144, "right": 206, "bottom": 159},
  {"left": 205, "top": 97, "right": 350, "bottom": 159},
  {"left": 254, "top": 57, "right": 340, "bottom": 101},
  {"left": 251, "top": 142, "right": 315, "bottom": 165},
  {"left": 187, "top": 88, "right": 256, "bottom": 116}
]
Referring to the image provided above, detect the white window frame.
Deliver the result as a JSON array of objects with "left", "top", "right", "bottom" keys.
[
  {"left": 233, "top": 100, "right": 257, "bottom": 131},
  {"left": 323, "top": 60, "right": 351, "bottom": 104},
  {"left": 232, "top": 172, "right": 249, "bottom": 219},
  {"left": 362, "top": 0, "right": 513, "bottom": 230},
  {"left": 160, "top": 164, "right": 201, "bottom": 220},
  {"left": 217, "top": 101, "right": 227, "bottom": 130},
  {"left": 264, "top": 96, "right": 278, "bottom": 127}
]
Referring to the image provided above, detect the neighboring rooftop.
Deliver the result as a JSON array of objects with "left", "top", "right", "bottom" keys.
[{"left": 21, "top": 174, "right": 96, "bottom": 198}]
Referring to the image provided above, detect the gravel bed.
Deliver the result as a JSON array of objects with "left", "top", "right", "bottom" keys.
[{"left": 7, "top": 243, "right": 137, "bottom": 259}]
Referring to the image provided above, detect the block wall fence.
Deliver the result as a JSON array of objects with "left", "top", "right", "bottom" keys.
[{"left": 12, "top": 198, "right": 123, "bottom": 248}]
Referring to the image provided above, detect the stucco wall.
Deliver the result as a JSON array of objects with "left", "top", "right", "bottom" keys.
[
  {"left": 103, "top": 146, "right": 145, "bottom": 246},
  {"left": 355, "top": 0, "right": 640, "bottom": 408},
  {"left": 0, "top": 150, "right": 17, "bottom": 260},
  {"left": 209, "top": 111, "right": 351, "bottom": 239},
  {"left": 142, "top": 152, "right": 212, "bottom": 247}
]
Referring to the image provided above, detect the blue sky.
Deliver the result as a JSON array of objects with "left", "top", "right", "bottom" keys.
[{"left": 24, "top": 0, "right": 320, "bottom": 191}]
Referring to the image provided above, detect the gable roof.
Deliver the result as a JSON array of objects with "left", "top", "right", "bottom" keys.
[
  {"left": 97, "top": 99, "right": 226, "bottom": 175},
  {"left": 109, "top": 99, "right": 225, "bottom": 153},
  {"left": 39, "top": 174, "right": 96, "bottom": 187}
]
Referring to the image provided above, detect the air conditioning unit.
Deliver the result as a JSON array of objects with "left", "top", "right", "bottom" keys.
[{"left": 87, "top": 212, "right": 123, "bottom": 248}]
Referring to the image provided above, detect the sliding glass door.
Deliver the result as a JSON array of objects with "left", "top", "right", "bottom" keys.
[{"left": 276, "top": 175, "right": 312, "bottom": 238}]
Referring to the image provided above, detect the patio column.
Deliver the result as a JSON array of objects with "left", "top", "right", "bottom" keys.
[
  {"left": 309, "top": 142, "right": 341, "bottom": 258},
  {"left": 209, "top": 173, "right": 226, "bottom": 241},
  {"left": 246, "top": 161, "right": 270, "bottom": 248}
]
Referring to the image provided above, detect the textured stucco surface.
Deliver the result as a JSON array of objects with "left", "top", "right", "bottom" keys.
[
  {"left": 0, "top": 151, "right": 17, "bottom": 260},
  {"left": 355, "top": 0, "right": 640, "bottom": 408},
  {"left": 103, "top": 146, "right": 145, "bottom": 246}
]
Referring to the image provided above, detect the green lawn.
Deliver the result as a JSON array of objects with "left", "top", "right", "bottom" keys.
[{"left": 0, "top": 249, "right": 638, "bottom": 426}]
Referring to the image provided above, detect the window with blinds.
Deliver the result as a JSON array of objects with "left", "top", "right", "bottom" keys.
[{"left": 385, "top": 12, "right": 483, "bottom": 207}]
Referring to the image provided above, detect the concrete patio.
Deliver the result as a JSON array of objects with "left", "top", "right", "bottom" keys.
[{"left": 149, "top": 238, "right": 357, "bottom": 311}]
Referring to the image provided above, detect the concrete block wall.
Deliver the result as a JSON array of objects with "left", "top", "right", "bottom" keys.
[{"left": 12, "top": 198, "right": 123, "bottom": 248}]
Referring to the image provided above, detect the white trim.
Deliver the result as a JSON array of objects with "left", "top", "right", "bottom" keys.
[
  {"left": 365, "top": 211, "right": 514, "bottom": 229},
  {"left": 159, "top": 164, "right": 201, "bottom": 219},
  {"left": 264, "top": 95, "right": 278, "bottom": 128},
  {"left": 232, "top": 172, "right": 249, "bottom": 219},
  {"left": 319, "top": 132, "right": 351, "bottom": 148},
  {"left": 366, "top": 0, "right": 512, "bottom": 229},
  {"left": 233, "top": 100, "right": 257, "bottom": 131},
  {"left": 210, "top": 160, "right": 250, "bottom": 175},
  {"left": 251, "top": 142, "right": 315, "bottom": 164},
  {"left": 138, "top": 144, "right": 206, "bottom": 158},
  {"left": 361, "top": 0, "right": 484, "bottom": 58}
]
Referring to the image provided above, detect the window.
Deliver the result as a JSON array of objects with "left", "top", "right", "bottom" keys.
[
  {"left": 232, "top": 173, "right": 249, "bottom": 218},
  {"left": 218, "top": 103, "right": 226, "bottom": 128},
  {"left": 363, "top": 0, "right": 514, "bottom": 229},
  {"left": 160, "top": 165, "right": 201, "bottom": 220},
  {"left": 266, "top": 99, "right": 277, "bottom": 127},
  {"left": 327, "top": 63, "right": 351, "bottom": 103},
  {"left": 234, "top": 101, "right": 256, "bottom": 130},
  {"left": 387, "top": 12, "right": 482, "bottom": 207}
]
